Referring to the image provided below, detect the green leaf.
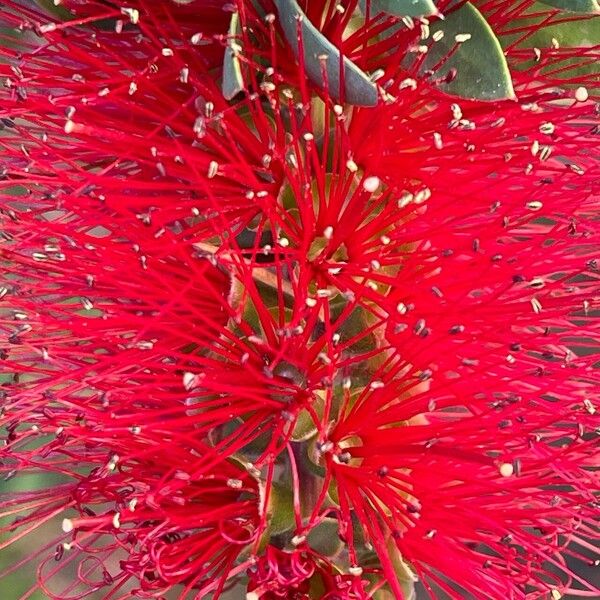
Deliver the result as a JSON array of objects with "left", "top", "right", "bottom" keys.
[
  {"left": 503, "top": 3, "right": 599, "bottom": 89},
  {"left": 364, "top": 544, "right": 417, "bottom": 600},
  {"left": 291, "top": 391, "right": 325, "bottom": 442},
  {"left": 268, "top": 483, "right": 296, "bottom": 535},
  {"left": 35, "top": 0, "right": 132, "bottom": 31},
  {"left": 378, "top": 538, "right": 418, "bottom": 600},
  {"left": 222, "top": 11, "right": 245, "bottom": 100},
  {"left": 539, "top": 0, "right": 600, "bottom": 13},
  {"left": 327, "top": 478, "right": 340, "bottom": 505},
  {"left": 307, "top": 518, "right": 343, "bottom": 556},
  {"left": 35, "top": 0, "right": 74, "bottom": 20},
  {"left": 0, "top": 28, "right": 36, "bottom": 54},
  {"left": 520, "top": 3, "right": 600, "bottom": 46},
  {"left": 421, "top": 1, "right": 515, "bottom": 100},
  {"left": 274, "top": 0, "right": 378, "bottom": 106},
  {"left": 361, "top": 0, "right": 438, "bottom": 17}
]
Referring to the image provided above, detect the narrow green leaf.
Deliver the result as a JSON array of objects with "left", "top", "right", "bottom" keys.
[
  {"left": 540, "top": 0, "right": 600, "bottom": 13},
  {"left": 274, "top": 0, "right": 378, "bottom": 106},
  {"left": 222, "top": 12, "right": 245, "bottom": 100},
  {"left": 422, "top": 1, "right": 515, "bottom": 100},
  {"left": 361, "top": 0, "right": 438, "bottom": 17}
]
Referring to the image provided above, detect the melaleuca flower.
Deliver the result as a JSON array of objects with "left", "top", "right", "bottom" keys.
[
  {"left": 0, "top": 1, "right": 598, "bottom": 599},
  {"left": 246, "top": 544, "right": 369, "bottom": 599}
]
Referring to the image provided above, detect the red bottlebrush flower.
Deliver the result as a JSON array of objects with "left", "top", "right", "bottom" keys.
[
  {"left": 246, "top": 545, "right": 369, "bottom": 599},
  {"left": 0, "top": 1, "right": 598, "bottom": 599}
]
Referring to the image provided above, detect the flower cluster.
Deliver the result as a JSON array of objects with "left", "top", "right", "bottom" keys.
[{"left": 0, "top": 1, "right": 598, "bottom": 599}]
